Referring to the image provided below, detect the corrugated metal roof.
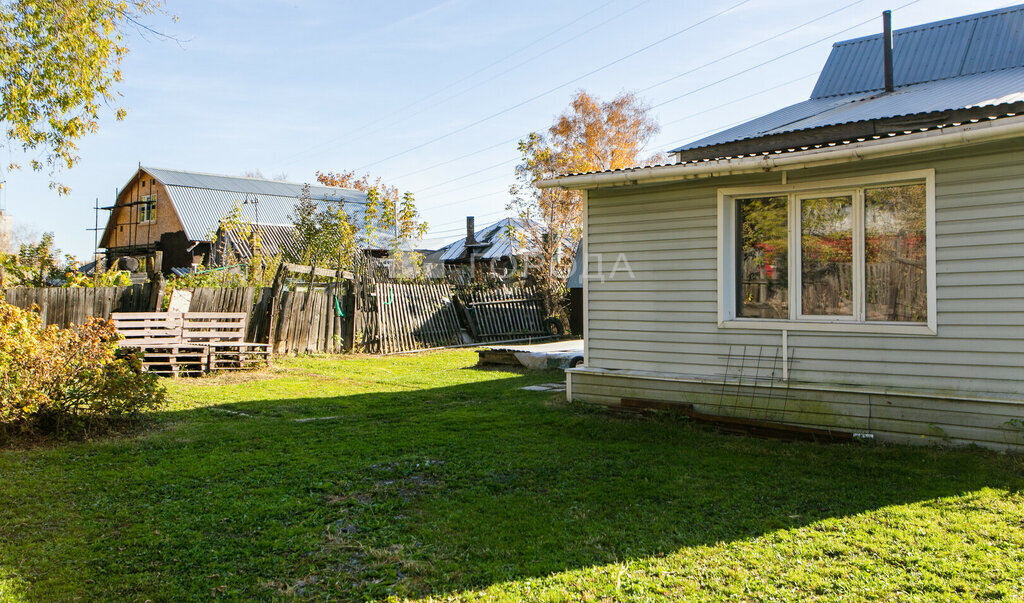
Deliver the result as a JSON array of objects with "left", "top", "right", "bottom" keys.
[
  {"left": 435, "top": 218, "right": 531, "bottom": 262},
  {"left": 671, "top": 4, "right": 1024, "bottom": 156},
  {"left": 138, "top": 167, "right": 372, "bottom": 244},
  {"left": 676, "top": 70, "right": 1024, "bottom": 154},
  {"left": 141, "top": 166, "right": 365, "bottom": 202},
  {"left": 811, "top": 4, "right": 1024, "bottom": 98},
  {"left": 219, "top": 223, "right": 300, "bottom": 262}
]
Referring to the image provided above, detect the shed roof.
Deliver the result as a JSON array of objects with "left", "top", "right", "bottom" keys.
[
  {"left": 136, "top": 167, "right": 369, "bottom": 242},
  {"left": 671, "top": 4, "right": 1024, "bottom": 159}
]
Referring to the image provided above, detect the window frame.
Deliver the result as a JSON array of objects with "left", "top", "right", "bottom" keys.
[
  {"left": 717, "top": 169, "right": 936, "bottom": 335},
  {"left": 139, "top": 194, "right": 156, "bottom": 223}
]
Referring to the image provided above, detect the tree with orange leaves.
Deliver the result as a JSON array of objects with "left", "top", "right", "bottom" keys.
[{"left": 508, "top": 90, "right": 661, "bottom": 326}]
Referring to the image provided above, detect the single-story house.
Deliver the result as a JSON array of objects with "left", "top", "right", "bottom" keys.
[
  {"left": 424, "top": 216, "right": 534, "bottom": 277},
  {"left": 540, "top": 5, "right": 1024, "bottom": 450},
  {"left": 99, "top": 167, "right": 369, "bottom": 272}
]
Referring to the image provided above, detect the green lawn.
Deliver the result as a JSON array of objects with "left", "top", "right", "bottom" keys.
[{"left": 1, "top": 351, "right": 1022, "bottom": 601}]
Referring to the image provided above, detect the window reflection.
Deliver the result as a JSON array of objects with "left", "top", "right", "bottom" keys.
[
  {"left": 865, "top": 184, "right": 927, "bottom": 322},
  {"left": 801, "top": 196, "right": 853, "bottom": 316},
  {"left": 737, "top": 196, "right": 788, "bottom": 318}
]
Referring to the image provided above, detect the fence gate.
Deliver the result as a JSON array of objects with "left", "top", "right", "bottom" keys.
[{"left": 457, "top": 285, "right": 547, "bottom": 342}]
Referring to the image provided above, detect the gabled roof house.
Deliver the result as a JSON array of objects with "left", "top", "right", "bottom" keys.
[
  {"left": 541, "top": 5, "right": 1024, "bottom": 450},
  {"left": 99, "top": 167, "right": 369, "bottom": 272},
  {"left": 426, "top": 217, "right": 531, "bottom": 267}
]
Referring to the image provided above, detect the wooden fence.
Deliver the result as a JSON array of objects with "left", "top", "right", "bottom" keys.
[
  {"left": 3, "top": 276, "right": 553, "bottom": 356},
  {"left": 457, "top": 285, "right": 547, "bottom": 342},
  {"left": 270, "top": 285, "right": 352, "bottom": 355},
  {"left": 2, "top": 285, "right": 153, "bottom": 327},
  {"left": 374, "top": 282, "right": 463, "bottom": 354},
  {"left": 187, "top": 287, "right": 274, "bottom": 344}
]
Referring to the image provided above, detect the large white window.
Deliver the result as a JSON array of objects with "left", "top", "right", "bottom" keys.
[{"left": 717, "top": 170, "right": 936, "bottom": 334}]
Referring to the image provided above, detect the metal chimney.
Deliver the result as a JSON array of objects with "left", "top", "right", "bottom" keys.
[{"left": 883, "top": 10, "right": 894, "bottom": 93}]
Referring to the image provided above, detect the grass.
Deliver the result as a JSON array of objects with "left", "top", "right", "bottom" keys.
[{"left": 1, "top": 350, "right": 1022, "bottom": 601}]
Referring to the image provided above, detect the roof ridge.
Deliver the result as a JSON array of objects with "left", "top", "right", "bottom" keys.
[
  {"left": 829, "top": 2, "right": 1024, "bottom": 48},
  {"left": 141, "top": 165, "right": 366, "bottom": 196}
]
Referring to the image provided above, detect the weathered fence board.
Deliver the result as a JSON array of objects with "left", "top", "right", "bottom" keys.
[
  {"left": 3, "top": 285, "right": 152, "bottom": 327},
  {"left": 375, "top": 282, "right": 464, "bottom": 354},
  {"left": 458, "top": 285, "right": 547, "bottom": 341},
  {"left": 4, "top": 277, "right": 552, "bottom": 356}
]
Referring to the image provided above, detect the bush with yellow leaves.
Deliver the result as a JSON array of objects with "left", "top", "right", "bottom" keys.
[{"left": 0, "top": 297, "right": 167, "bottom": 441}]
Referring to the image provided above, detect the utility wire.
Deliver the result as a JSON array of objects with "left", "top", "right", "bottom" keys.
[
  {"left": 637, "top": 0, "right": 865, "bottom": 95},
  {"left": 659, "top": 72, "right": 816, "bottom": 130},
  {"left": 387, "top": 0, "right": 878, "bottom": 195},
  {"left": 390, "top": 0, "right": 922, "bottom": 216},
  {"left": 651, "top": 0, "right": 922, "bottom": 110},
  {"left": 353, "top": 0, "right": 753, "bottom": 172},
  {"left": 277, "top": 0, "right": 632, "bottom": 168}
]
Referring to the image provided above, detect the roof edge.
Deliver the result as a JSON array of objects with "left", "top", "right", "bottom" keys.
[{"left": 539, "top": 114, "right": 1024, "bottom": 190}]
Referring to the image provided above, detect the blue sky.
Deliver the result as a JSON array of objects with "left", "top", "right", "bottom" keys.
[{"left": 2, "top": 0, "right": 1015, "bottom": 257}]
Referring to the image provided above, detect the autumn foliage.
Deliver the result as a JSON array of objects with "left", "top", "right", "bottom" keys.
[
  {"left": 509, "top": 90, "right": 662, "bottom": 324},
  {"left": 0, "top": 297, "right": 166, "bottom": 441},
  {"left": 0, "top": 0, "right": 166, "bottom": 193}
]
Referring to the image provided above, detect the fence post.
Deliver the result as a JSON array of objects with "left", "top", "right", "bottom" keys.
[
  {"left": 342, "top": 277, "right": 355, "bottom": 353},
  {"left": 149, "top": 274, "right": 166, "bottom": 311},
  {"left": 267, "top": 262, "right": 286, "bottom": 353}
]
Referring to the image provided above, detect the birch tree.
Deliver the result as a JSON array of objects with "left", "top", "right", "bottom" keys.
[{"left": 508, "top": 90, "right": 662, "bottom": 323}]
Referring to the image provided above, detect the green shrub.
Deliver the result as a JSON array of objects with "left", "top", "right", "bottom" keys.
[{"left": 0, "top": 297, "right": 167, "bottom": 441}]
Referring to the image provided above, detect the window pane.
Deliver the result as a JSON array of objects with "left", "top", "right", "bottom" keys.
[
  {"left": 865, "top": 184, "right": 927, "bottom": 322},
  {"left": 737, "top": 196, "right": 788, "bottom": 318},
  {"left": 801, "top": 196, "right": 853, "bottom": 315}
]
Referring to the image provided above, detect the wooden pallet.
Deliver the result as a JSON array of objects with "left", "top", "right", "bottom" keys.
[
  {"left": 112, "top": 311, "right": 270, "bottom": 375},
  {"left": 132, "top": 345, "right": 210, "bottom": 377},
  {"left": 182, "top": 312, "right": 270, "bottom": 371}
]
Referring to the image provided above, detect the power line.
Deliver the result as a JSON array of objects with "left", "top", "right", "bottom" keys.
[
  {"left": 650, "top": 0, "right": 923, "bottom": 110},
  {"left": 420, "top": 109, "right": 806, "bottom": 237},
  {"left": 352, "top": 0, "right": 753, "bottom": 172},
  {"left": 389, "top": 133, "right": 523, "bottom": 182},
  {"left": 637, "top": 0, "right": 865, "bottom": 95},
  {"left": 425, "top": 209, "right": 510, "bottom": 236},
  {"left": 276, "top": 0, "right": 632, "bottom": 168},
  {"left": 388, "top": 1, "right": 881, "bottom": 199},
  {"left": 400, "top": 2, "right": 918, "bottom": 212},
  {"left": 342, "top": 0, "right": 655, "bottom": 149},
  {"left": 659, "top": 72, "right": 816, "bottom": 130},
  {"left": 414, "top": 157, "right": 517, "bottom": 193}
]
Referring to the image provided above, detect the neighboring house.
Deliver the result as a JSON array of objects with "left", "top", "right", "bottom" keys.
[
  {"left": 424, "top": 217, "right": 534, "bottom": 276},
  {"left": 541, "top": 5, "right": 1024, "bottom": 450},
  {"left": 99, "top": 167, "right": 368, "bottom": 272}
]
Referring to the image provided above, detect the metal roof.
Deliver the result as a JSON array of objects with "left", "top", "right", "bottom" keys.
[
  {"left": 812, "top": 4, "right": 1024, "bottom": 98},
  {"left": 219, "top": 223, "right": 301, "bottom": 262},
  {"left": 434, "top": 218, "right": 531, "bottom": 262},
  {"left": 140, "top": 167, "right": 369, "bottom": 242},
  {"left": 671, "top": 4, "right": 1024, "bottom": 156}
]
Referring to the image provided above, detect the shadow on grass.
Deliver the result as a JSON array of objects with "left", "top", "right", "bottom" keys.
[{"left": 0, "top": 365, "right": 1021, "bottom": 601}]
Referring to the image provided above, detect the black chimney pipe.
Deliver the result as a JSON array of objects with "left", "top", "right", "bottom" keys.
[{"left": 883, "top": 10, "right": 894, "bottom": 93}]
